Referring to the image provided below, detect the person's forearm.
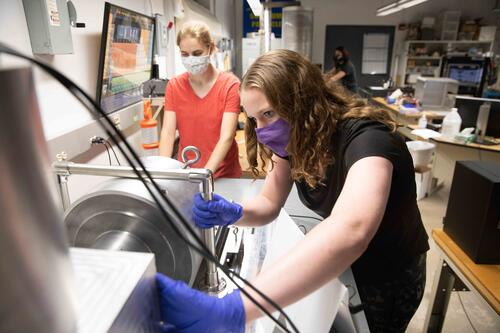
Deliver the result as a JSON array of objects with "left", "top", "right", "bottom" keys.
[
  {"left": 329, "top": 71, "right": 345, "bottom": 82},
  {"left": 204, "top": 137, "right": 233, "bottom": 173},
  {"left": 235, "top": 195, "right": 281, "bottom": 227},
  {"left": 159, "top": 128, "right": 175, "bottom": 158},
  {"left": 241, "top": 215, "right": 369, "bottom": 322}
]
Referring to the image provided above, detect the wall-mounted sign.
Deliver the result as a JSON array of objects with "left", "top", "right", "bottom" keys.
[{"left": 243, "top": 0, "right": 293, "bottom": 38}]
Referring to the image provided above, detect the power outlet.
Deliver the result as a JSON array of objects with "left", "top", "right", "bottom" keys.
[{"left": 112, "top": 115, "right": 121, "bottom": 129}]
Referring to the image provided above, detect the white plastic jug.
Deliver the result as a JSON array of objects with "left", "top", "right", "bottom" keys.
[{"left": 441, "top": 108, "right": 462, "bottom": 140}]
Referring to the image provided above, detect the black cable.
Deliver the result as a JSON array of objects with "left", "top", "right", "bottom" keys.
[
  {"left": 104, "top": 143, "right": 111, "bottom": 165},
  {"left": 105, "top": 140, "right": 121, "bottom": 165},
  {"left": 0, "top": 44, "right": 299, "bottom": 333},
  {"left": 90, "top": 136, "right": 111, "bottom": 165},
  {"left": 457, "top": 291, "right": 478, "bottom": 333},
  {"left": 289, "top": 214, "right": 323, "bottom": 222}
]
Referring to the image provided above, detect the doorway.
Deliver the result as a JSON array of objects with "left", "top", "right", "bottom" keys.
[{"left": 324, "top": 25, "right": 395, "bottom": 89}]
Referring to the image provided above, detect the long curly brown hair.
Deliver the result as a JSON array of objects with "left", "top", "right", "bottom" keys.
[{"left": 242, "top": 49, "right": 396, "bottom": 188}]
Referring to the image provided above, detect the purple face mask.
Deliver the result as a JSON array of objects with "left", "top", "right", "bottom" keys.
[{"left": 255, "top": 118, "right": 290, "bottom": 158}]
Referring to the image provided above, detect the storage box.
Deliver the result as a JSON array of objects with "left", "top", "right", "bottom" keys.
[
  {"left": 436, "top": 11, "right": 461, "bottom": 40},
  {"left": 479, "top": 26, "right": 496, "bottom": 41},
  {"left": 415, "top": 166, "right": 431, "bottom": 201},
  {"left": 443, "top": 161, "right": 500, "bottom": 264}
]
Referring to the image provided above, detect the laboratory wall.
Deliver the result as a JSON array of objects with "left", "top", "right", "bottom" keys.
[
  {"left": 300, "top": 0, "right": 500, "bottom": 74},
  {"left": 0, "top": 0, "right": 165, "bottom": 141},
  {"left": 0, "top": 0, "right": 164, "bottom": 203},
  {"left": 0, "top": 0, "right": 236, "bottom": 204}
]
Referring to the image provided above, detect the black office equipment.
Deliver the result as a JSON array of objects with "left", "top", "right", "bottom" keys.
[
  {"left": 455, "top": 95, "right": 500, "bottom": 139},
  {"left": 96, "top": 3, "right": 155, "bottom": 114},
  {"left": 441, "top": 56, "right": 490, "bottom": 97},
  {"left": 443, "top": 161, "right": 500, "bottom": 264}
]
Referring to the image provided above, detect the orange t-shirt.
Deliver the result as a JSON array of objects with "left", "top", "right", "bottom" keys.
[{"left": 165, "top": 72, "right": 242, "bottom": 178}]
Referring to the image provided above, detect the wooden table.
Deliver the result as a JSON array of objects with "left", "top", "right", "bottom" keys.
[
  {"left": 371, "top": 97, "right": 448, "bottom": 140},
  {"left": 430, "top": 136, "right": 500, "bottom": 191},
  {"left": 423, "top": 229, "right": 500, "bottom": 332},
  {"left": 371, "top": 97, "right": 446, "bottom": 125}
]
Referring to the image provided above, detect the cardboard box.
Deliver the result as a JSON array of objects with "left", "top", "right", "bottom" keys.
[
  {"left": 415, "top": 166, "right": 432, "bottom": 200},
  {"left": 479, "top": 26, "right": 496, "bottom": 41}
]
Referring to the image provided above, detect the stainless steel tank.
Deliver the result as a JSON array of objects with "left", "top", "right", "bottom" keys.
[
  {"left": 64, "top": 156, "right": 203, "bottom": 285},
  {"left": 0, "top": 67, "right": 77, "bottom": 333}
]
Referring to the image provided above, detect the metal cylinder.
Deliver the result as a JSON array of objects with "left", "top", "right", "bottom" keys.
[{"left": 0, "top": 67, "right": 77, "bottom": 332}]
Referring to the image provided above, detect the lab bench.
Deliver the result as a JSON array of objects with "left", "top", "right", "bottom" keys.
[{"left": 423, "top": 229, "right": 500, "bottom": 333}]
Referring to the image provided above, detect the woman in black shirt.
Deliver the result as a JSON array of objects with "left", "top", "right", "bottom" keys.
[
  {"left": 327, "top": 46, "right": 358, "bottom": 93},
  {"left": 156, "top": 49, "right": 429, "bottom": 333}
]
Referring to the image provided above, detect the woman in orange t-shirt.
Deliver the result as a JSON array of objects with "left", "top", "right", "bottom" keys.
[{"left": 159, "top": 22, "right": 241, "bottom": 178}]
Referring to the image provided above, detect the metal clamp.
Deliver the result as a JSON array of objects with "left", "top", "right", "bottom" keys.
[{"left": 181, "top": 146, "right": 201, "bottom": 169}]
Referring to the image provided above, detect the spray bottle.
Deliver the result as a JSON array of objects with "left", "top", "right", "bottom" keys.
[{"left": 141, "top": 100, "right": 159, "bottom": 156}]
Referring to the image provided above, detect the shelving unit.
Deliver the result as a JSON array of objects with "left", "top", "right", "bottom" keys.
[{"left": 396, "top": 40, "right": 494, "bottom": 86}]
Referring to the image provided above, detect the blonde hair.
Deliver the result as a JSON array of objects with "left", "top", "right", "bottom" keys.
[
  {"left": 177, "top": 21, "right": 215, "bottom": 51},
  {"left": 242, "top": 49, "right": 396, "bottom": 188}
]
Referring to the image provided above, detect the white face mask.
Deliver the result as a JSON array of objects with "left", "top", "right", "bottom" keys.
[{"left": 182, "top": 55, "right": 210, "bottom": 75}]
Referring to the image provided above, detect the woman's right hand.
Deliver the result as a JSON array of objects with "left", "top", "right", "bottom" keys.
[{"left": 192, "top": 193, "right": 243, "bottom": 228}]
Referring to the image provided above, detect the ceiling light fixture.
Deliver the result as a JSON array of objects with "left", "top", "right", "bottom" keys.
[{"left": 376, "top": 0, "right": 429, "bottom": 16}]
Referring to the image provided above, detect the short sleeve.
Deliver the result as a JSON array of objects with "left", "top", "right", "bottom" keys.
[
  {"left": 344, "top": 128, "right": 402, "bottom": 171},
  {"left": 224, "top": 79, "right": 241, "bottom": 114},
  {"left": 165, "top": 80, "right": 175, "bottom": 111}
]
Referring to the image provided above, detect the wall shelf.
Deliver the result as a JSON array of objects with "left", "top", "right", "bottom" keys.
[
  {"left": 396, "top": 40, "right": 494, "bottom": 86},
  {"left": 407, "top": 56, "right": 442, "bottom": 60}
]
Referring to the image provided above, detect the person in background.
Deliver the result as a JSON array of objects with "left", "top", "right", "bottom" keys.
[
  {"left": 159, "top": 21, "right": 241, "bottom": 178},
  {"left": 327, "top": 46, "right": 358, "bottom": 94},
  {"left": 156, "top": 49, "right": 428, "bottom": 333}
]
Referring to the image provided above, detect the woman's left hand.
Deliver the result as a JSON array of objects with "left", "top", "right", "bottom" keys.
[{"left": 156, "top": 273, "right": 245, "bottom": 333}]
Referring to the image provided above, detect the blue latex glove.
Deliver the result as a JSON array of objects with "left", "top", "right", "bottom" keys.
[
  {"left": 156, "top": 273, "right": 245, "bottom": 333},
  {"left": 192, "top": 193, "right": 243, "bottom": 228}
]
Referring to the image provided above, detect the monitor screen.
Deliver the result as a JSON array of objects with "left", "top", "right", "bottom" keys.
[
  {"left": 96, "top": 3, "right": 155, "bottom": 114},
  {"left": 448, "top": 65, "right": 483, "bottom": 85},
  {"left": 455, "top": 96, "right": 500, "bottom": 138}
]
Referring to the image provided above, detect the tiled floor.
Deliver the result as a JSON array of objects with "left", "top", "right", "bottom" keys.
[{"left": 406, "top": 189, "right": 500, "bottom": 333}]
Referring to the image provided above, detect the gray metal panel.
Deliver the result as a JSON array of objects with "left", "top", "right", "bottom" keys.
[
  {"left": 70, "top": 248, "right": 161, "bottom": 333},
  {"left": 0, "top": 67, "right": 77, "bottom": 333},
  {"left": 46, "top": 102, "right": 142, "bottom": 162},
  {"left": 22, "top": 0, "right": 74, "bottom": 54}
]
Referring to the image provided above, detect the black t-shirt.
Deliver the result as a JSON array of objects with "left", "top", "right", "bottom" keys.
[
  {"left": 336, "top": 61, "right": 358, "bottom": 93},
  {"left": 295, "top": 118, "right": 429, "bottom": 282}
]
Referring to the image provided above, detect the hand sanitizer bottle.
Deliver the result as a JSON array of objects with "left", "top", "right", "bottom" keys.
[{"left": 418, "top": 113, "right": 427, "bottom": 129}]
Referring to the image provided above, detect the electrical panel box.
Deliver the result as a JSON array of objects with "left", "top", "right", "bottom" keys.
[
  {"left": 22, "top": 0, "right": 74, "bottom": 54},
  {"left": 155, "top": 14, "right": 168, "bottom": 57}
]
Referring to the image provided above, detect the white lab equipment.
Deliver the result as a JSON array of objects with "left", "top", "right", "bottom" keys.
[
  {"left": 476, "top": 102, "right": 491, "bottom": 140},
  {"left": 415, "top": 77, "right": 459, "bottom": 110},
  {"left": 406, "top": 141, "right": 436, "bottom": 168}
]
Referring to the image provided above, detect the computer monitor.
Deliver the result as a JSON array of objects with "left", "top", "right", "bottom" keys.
[
  {"left": 448, "top": 65, "right": 483, "bottom": 86},
  {"left": 96, "top": 2, "right": 155, "bottom": 114},
  {"left": 455, "top": 95, "right": 500, "bottom": 139}
]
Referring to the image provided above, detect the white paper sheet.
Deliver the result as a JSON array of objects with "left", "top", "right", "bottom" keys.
[
  {"left": 410, "top": 128, "right": 442, "bottom": 139},
  {"left": 253, "top": 210, "right": 347, "bottom": 333}
]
